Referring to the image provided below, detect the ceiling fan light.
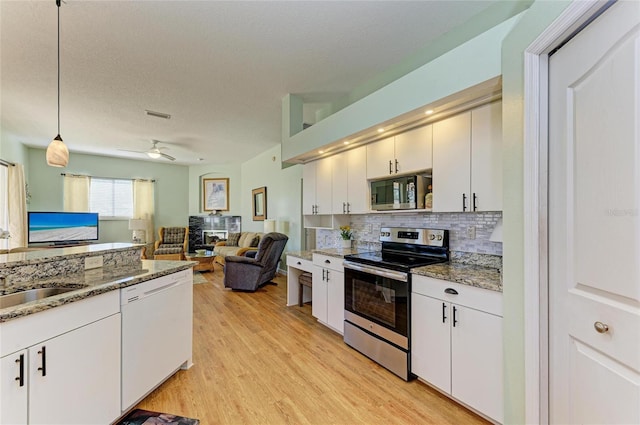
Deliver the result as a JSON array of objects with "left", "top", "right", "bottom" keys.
[
  {"left": 147, "top": 151, "right": 161, "bottom": 159},
  {"left": 46, "top": 134, "right": 69, "bottom": 167}
]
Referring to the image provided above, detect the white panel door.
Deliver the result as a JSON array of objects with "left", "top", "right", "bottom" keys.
[
  {"left": 366, "top": 137, "right": 395, "bottom": 179},
  {"left": 346, "top": 146, "right": 368, "bottom": 214},
  {"left": 432, "top": 112, "right": 471, "bottom": 212},
  {"left": 0, "top": 350, "right": 28, "bottom": 424},
  {"left": 549, "top": 1, "right": 640, "bottom": 423},
  {"left": 331, "top": 152, "right": 348, "bottom": 214},
  {"left": 29, "top": 314, "right": 121, "bottom": 425},
  {"left": 411, "top": 293, "right": 451, "bottom": 393},
  {"left": 394, "top": 124, "right": 433, "bottom": 174},
  {"left": 471, "top": 101, "right": 502, "bottom": 211},
  {"left": 451, "top": 305, "right": 503, "bottom": 424},
  {"left": 302, "top": 161, "right": 317, "bottom": 215},
  {"left": 314, "top": 157, "right": 333, "bottom": 215}
]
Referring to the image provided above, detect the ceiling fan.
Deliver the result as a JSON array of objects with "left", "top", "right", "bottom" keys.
[{"left": 119, "top": 140, "right": 176, "bottom": 161}]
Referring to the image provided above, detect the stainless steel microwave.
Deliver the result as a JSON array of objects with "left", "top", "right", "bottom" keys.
[{"left": 370, "top": 175, "right": 430, "bottom": 211}]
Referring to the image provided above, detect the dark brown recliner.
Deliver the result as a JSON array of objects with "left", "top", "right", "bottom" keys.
[{"left": 223, "top": 232, "right": 288, "bottom": 291}]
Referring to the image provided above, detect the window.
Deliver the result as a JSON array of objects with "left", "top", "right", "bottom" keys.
[{"left": 90, "top": 178, "right": 133, "bottom": 219}]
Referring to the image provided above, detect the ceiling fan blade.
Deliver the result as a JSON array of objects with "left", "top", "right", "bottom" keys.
[
  {"left": 160, "top": 152, "right": 176, "bottom": 161},
  {"left": 118, "top": 148, "right": 147, "bottom": 154}
]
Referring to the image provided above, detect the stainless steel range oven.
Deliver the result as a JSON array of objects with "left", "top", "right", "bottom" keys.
[{"left": 343, "top": 227, "right": 448, "bottom": 380}]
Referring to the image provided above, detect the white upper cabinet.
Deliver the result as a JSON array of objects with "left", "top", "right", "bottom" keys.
[
  {"left": 471, "top": 102, "right": 502, "bottom": 212},
  {"left": 366, "top": 125, "right": 432, "bottom": 179},
  {"left": 394, "top": 124, "right": 433, "bottom": 176},
  {"left": 302, "top": 157, "right": 333, "bottom": 215},
  {"left": 331, "top": 146, "right": 368, "bottom": 214},
  {"left": 432, "top": 101, "right": 502, "bottom": 212},
  {"left": 433, "top": 112, "right": 472, "bottom": 212}
]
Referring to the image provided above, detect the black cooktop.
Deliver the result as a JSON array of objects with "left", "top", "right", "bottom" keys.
[{"left": 344, "top": 249, "right": 447, "bottom": 272}]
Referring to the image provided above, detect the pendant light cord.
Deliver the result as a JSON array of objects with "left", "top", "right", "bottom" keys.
[{"left": 57, "top": 0, "right": 61, "bottom": 135}]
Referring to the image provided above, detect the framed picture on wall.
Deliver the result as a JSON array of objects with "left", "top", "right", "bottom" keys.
[
  {"left": 203, "top": 178, "right": 229, "bottom": 212},
  {"left": 252, "top": 186, "right": 266, "bottom": 221}
]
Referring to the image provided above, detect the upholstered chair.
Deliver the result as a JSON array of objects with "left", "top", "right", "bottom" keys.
[
  {"left": 153, "top": 226, "right": 189, "bottom": 260},
  {"left": 223, "top": 232, "right": 288, "bottom": 291}
]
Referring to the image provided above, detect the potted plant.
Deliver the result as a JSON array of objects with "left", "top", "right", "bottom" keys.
[{"left": 339, "top": 225, "right": 352, "bottom": 249}]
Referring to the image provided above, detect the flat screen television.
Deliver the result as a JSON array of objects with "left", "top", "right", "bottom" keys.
[{"left": 28, "top": 212, "right": 99, "bottom": 244}]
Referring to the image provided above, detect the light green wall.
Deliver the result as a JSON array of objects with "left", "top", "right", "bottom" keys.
[
  {"left": 240, "top": 145, "right": 303, "bottom": 254},
  {"left": 501, "top": 1, "right": 571, "bottom": 423},
  {"left": 27, "top": 148, "right": 189, "bottom": 243},
  {"left": 282, "top": 14, "right": 521, "bottom": 161},
  {"left": 0, "top": 133, "right": 29, "bottom": 175}
]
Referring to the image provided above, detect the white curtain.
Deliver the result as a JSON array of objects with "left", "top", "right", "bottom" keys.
[
  {"left": 63, "top": 174, "right": 90, "bottom": 212},
  {"left": 133, "top": 179, "right": 155, "bottom": 244},
  {"left": 8, "top": 164, "right": 27, "bottom": 249}
]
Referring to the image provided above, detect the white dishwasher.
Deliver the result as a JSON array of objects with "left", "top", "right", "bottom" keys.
[{"left": 120, "top": 269, "right": 193, "bottom": 412}]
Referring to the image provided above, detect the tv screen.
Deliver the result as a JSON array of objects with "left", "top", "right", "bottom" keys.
[{"left": 28, "top": 212, "right": 99, "bottom": 244}]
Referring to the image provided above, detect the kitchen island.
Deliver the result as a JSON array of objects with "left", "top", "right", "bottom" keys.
[{"left": 0, "top": 243, "right": 195, "bottom": 425}]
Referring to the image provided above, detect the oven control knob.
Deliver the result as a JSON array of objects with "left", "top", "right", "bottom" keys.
[
  {"left": 437, "top": 235, "right": 443, "bottom": 241},
  {"left": 429, "top": 234, "right": 436, "bottom": 240}
]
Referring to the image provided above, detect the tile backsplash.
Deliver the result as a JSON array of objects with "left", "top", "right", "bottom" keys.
[{"left": 316, "top": 211, "right": 502, "bottom": 256}]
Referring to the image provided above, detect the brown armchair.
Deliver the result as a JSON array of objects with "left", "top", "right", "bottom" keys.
[
  {"left": 223, "top": 232, "right": 288, "bottom": 291},
  {"left": 153, "top": 226, "right": 189, "bottom": 260}
]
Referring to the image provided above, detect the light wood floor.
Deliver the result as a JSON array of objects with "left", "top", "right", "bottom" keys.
[{"left": 134, "top": 268, "right": 490, "bottom": 425}]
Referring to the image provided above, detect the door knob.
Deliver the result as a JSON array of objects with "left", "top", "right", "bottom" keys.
[{"left": 594, "top": 321, "right": 609, "bottom": 334}]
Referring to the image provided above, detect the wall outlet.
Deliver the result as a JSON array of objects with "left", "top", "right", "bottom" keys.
[
  {"left": 466, "top": 226, "right": 476, "bottom": 239},
  {"left": 85, "top": 255, "right": 104, "bottom": 270}
]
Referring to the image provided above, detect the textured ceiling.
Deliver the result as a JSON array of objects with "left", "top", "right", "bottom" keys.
[{"left": 1, "top": 1, "right": 497, "bottom": 165}]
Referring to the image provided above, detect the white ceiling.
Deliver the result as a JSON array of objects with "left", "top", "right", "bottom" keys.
[{"left": 1, "top": 1, "right": 498, "bottom": 166}]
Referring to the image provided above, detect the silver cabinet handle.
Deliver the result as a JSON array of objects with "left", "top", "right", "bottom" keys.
[{"left": 594, "top": 321, "right": 609, "bottom": 334}]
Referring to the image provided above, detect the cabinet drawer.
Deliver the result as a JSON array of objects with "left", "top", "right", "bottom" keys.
[
  {"left": 313, "top": 254, "right": 344, "bottom": 272},
  {"left": 287, "top": 256, "right": 313, "bottom": 273},
  {"left": 412, "top": 275, "right": 502, "bottom": 317}
]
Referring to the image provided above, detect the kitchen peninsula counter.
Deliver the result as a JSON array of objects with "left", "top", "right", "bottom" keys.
[{"left": 0, "top": 260, "right": 193, "bottom": 323}]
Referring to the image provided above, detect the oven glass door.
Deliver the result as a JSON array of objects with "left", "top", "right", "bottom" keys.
[{"left": 344, "top": 266, "right": 408, "bottom": 337}]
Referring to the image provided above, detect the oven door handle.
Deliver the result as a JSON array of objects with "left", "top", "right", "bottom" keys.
[{"left": 343, "top": 261, "right": 408, "bottom": 282}]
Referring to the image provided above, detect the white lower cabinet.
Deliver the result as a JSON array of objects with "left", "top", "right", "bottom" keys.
[
  {"left": 312, "top": 254, "right": 345, "bottom": 334},
  {"left": 411, "top": 275, "right": 503, "bottom": 423},
  {"left": 0, "top": 292, "right": 121, "bottom": 425}
]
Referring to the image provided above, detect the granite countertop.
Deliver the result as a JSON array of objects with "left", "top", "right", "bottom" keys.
[
  {"left": 0, "top": 260, "right": 195, "bottom": 323},
  {"left": 287, "top": 248, "right": 369, "bottom": 261},
  {"left": 0, "top": 243, "right": 143, "bottom": 269},
  {"left": 412, "top": 262, "right": 502, "bottom": 292}
]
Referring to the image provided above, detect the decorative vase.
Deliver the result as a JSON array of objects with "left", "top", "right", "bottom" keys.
[{"left": 341, "top": 239, "right": 351, "bottom": 249}]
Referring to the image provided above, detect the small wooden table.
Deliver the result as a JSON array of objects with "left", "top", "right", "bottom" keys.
[{"left": 184, "top": 252, "right": 216, "bottom": 272}]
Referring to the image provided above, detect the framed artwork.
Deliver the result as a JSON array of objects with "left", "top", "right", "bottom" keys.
[
  {"left": 252, "top": 187, "right": 267, "bottom": 221},
  {"left": 203, "top": 178, "right": 229, "bottom": 211}
]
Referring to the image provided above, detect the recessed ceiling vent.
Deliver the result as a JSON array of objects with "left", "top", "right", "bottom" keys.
[{"left": 145, "top": 109, "right": 171, "bottom": 120}]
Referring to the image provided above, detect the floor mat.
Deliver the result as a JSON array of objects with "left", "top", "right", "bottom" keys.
[{"left": 117, "top": 408, "right": 199, "bottom": 425}]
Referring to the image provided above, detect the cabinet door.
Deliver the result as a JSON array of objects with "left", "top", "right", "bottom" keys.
[
  {"left": 1, "top": 350, "right": 28, "bottom": 425},
  {"left": 302, "top": 162, "right": 317, "bottom": 215},
  {"left": 394, "top": 124, "right": 433, "bottom": 174},
  {"left": 315, "top": 157, "right": 333, "bottom": 215},
  {"left": 327, "top": 269, "right": 345, "bottom": 334},
  {"left": 29, "top": 314, "right": 121, "bottom": 425},
  {"left": 331, "top": 152, "right": 349, "bottom": 214},
  {"left": 366, "top": 137, "right": 395, "bottom": 179},
  {"left": 312, "top": 267, "right": 328, "bottom": 324},
  {"left": 432, "top": 112, "right": 471, "bottom": 212},
  {"left": 471, "top": 101, "right": 502, "bottom": 211},
  {"left": 346, "top": 146, "right": 368, "bottom": 214},
  {"left": 411, "top": 293, "right": 451, "bottom": 392},
  {"left": 451, "top": 305, "right": 503, "bottom": 423}
]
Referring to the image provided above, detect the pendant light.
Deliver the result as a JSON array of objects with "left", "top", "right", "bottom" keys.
[{"left": 46, "top": 0, "right": 69, "bottom": 167}]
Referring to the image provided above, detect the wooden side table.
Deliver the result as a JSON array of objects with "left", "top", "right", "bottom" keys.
[{"left": 184, "top": 252, "right": 216, "bottom": 272}]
